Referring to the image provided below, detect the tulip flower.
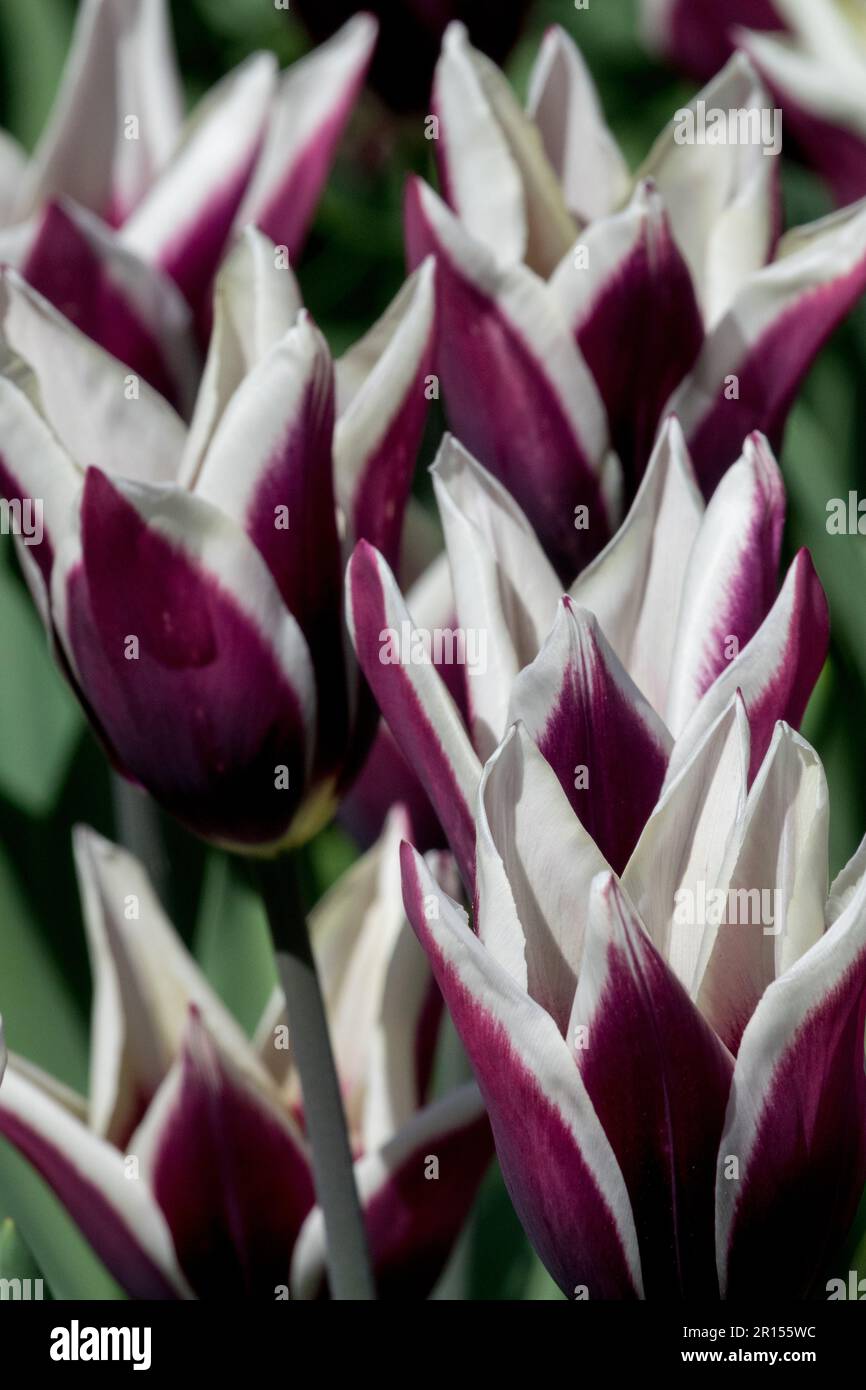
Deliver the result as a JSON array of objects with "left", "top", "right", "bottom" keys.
[
  {"left": 737, "top": 0, "right": 866, "bottom": 207},
  {"left": 347, "top": 420, "right": 828, "bottom": 890},
  {"left": 401, "top": 686, "right": 866, "bottom": 1298},
  {"left": 0, "top": 227, "right": 435, "bottom": 851},
  {"left": 0, "top": 815, "right": 490, "bottom": 1299},
  {"left": 643, "top": 0, "right": 866, "bottom": 207},
  {"left": 0, "top": 0, "right": 377, "bottom": 400},
  {"left": 340, "top": 551, "right": 464, "bottom": 851},
  {"left": 407, "top": 22, "right": 866, "bottom": 577},
  {"left": 640, "top": 0, "right": 785, "bottom": 82},
  {"left": 0, "top": 215, "right": 436, "bottom": 1300}
]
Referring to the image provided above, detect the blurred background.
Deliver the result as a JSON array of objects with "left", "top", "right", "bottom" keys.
[{"left": 0, "top": 0, "right": 864, "bottom": 1299}]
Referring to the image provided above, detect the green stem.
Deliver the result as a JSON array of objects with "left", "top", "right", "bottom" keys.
[{"left": 253, "top": 855, "right": 375, "bottom": 1301}]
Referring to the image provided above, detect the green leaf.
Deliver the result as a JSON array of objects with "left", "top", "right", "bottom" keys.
[
  {"left": 0, "top": 552, "right": 82, "bottom": 816},
  {"left": 0, "top": 1139, "right": 124, "bottom": 1299},
  {"left": 0, "top": 839, "right": 87, "bottom": 1088},
  {"left": 0, "top": 1216, "right": 41, "bottom": 1283},
  {"left": 466, "top": 1164, "right": 546, "bottom": 1300},
  {"left": 0, "top": 0, "right": 72, "bottom": 148},
  {"left": 301, "top": 821, "right": 359, "bottom": 904},
  {"left": 193, "top": 851, "right": 276, "bottom": 1035},
  {"left": 522, "top": 1253, "right": 567, "bottom": 1301}
]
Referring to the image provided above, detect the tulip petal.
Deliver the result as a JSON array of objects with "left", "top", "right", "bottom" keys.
[
  {"left": 22, "top": 200, "right": 198, "bottom": 413},
  {"left": 17, "top": 0, "right": 183, "bottom": 226},
  {"left": 121, "top": 54, "right": 276, "bottom": 314},
  {"left": 335, "top": 257, "right": 436, "bottom": 568},
  {"left": 401, "top": 843, "right": 642, "bottom": 1298},
  {"left": 237, "top": 15, "right": 377, "bottom": 257},
  {"left": 665, "top": 548, "right": 828, "bottom": 785},
  {"left": 431, "top": 435, "right": 560, "bottom": 758},
  {"left": 550, "top": 182, "right": 705, "bottom": 489},
  {"left": 73, "top": 826, "right": 273, "bottom": 1146},
  {"left": 191, "top": 312, "right": 345, "bottom": 776},
  {"left": 0, "top": 268, "right": 186, "bottom": 486},
  {"left": 132, "top": 1011, "right": 313, "bottom": 1299},
  {"left": 0, "top": 1063, "right": 188, "bottom": 1299},
  {"left": 624, "top": 692, "right": 750, "bottom": 985},
  {"left": 717, "top": 867, "right": 866, "bottom": 1298},
  {"left": 405, "top": 176, "right": 611, "bottom": 580},
  {"left": 303, "top": 805, "right": 449, "bottom": 1151},
  {"left": 307, "top": 806, "right": 414, "bottom": 1117},
  {"left": 291, "top": 1084, "right": 491, "bottom": 1301},
  {"left": 433, "top": 22, "right": 577, "bottom": 275},
  {"left": 827, "top": 834, "right": 866, "bottom": 927},
  {"left": 741, "top": 25, "right": 866, "bottom": 208},
  {"left": 0, "top": 130, "right": 26, "bottom": 223},
  {"left": 673, "top": 198, "right": 866, "bottom": 494},
  {"left": 636, "top": 53, "right": 781, "bottom": 324},
  {"left": 526, "top": 25, "right": 630, "bottom": 224},
  {"left": 346, "top": 541, "right": 481, "bottom": 888},
  {"left": 569, "top": 417, "right": 703, "bottom": 715},
  {"left": 192, "top": 313, "right": 337, "bottom": 621},
  {"left": 360, "top": 845, "right": 460, "bottom": 1153},
  {"left": 180, "top": 227, "right": 303, "bottom": 486},
  {"left": 338, "top": 553, "right": 457, "bottom": 852},
  {"left": 53, "top": 471, "right": 316, "bottom": 848},
  {"left": 665, "top": 431, "right": 786, "bottom": 734},
  {"left": 696, "top": 723, "right": 829, "bottom": 1053},
  {"left": 573, "top": 873, "right": 733, "bottom": 1297},
  {"left": 0, "top": 373, "right": 81, "bottom": 587},
  {"left": 508, "top": 599, "right": 672, "bottom": 874},
  {"left": 476, "top": 723, "right": 609, "bottom": 1034}
]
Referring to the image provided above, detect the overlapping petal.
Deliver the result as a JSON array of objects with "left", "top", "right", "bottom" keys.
[
  {"left": 53, "top": 472, "right": 316, "bottom": 849},
  {"left": 573, "top": 873, "right": 733, "bottom": 1298},
  {"left": 405, "top": 175, "right": 612, "bottom": 580},
  {"left": 401, "top": 843, "right": 643, "bottom": 1299},
  {"left": 717, "top": 855, "right": 866, "bottom": 1297}
]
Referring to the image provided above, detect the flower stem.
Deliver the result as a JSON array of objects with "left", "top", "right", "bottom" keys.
[{"left": 253, "top": 854, "right": 375, "bottom": 1300}]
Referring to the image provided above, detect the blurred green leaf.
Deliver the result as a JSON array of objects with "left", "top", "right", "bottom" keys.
[
  {"left": 0, "top": 0, "right": 72, "bottom": 147},
  {"left": 0, "top": 553, "right": 82, "bottom": 816},
  {"left": 0, "top": 1215, "right": 43, "bottom": 1287},
  {"left": 784, "top": 401, "right": 866, "bottom": 691},
  {"left": 0, "top": 1139, "right": 124, "bottom": 1299},
  {"left": 523, "top": 1254, "right": 566, "bottom": 1301},
  {"left": 784, "top": 401, "right": 866, "bottom": 874},
  {"left": 466, "top": 1164, "right": 544, "bottom": 1300},
  {"left": 0, "top": 839, "right": 87, "bottom": 1088},
  {"left": 194, "top": 851, "right": 276, "bottom": 1035},
  {"left": 301, "top": 821, "right": 359, "bottom": 905}
]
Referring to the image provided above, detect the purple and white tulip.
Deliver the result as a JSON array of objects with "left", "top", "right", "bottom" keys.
[
  {"left": 0, "top": 228, "right": 436, "bottom": 849},
  {"left": 737, "top": 0, "right": 866, "bottom": 207},
  {"left": 0, "top": 0, "right": 377, "bottom": 396},
  {"left": 407, "top": 22, "right": 866, "bottom": 577},
  {"left": 643, "top": 0, "right": 866, "bottom": 207},
  {"left": 347, "top": 421, "right": 828, "bottom": 890},
  {"left": 0, "top": 814, "right": 490, "bottom": 1300},
  {"left": 640, "top": 0, "right": 786, "bottom": 82},
  {"left": 401, "top": 695, "right": 866, "bottom": 1299}
]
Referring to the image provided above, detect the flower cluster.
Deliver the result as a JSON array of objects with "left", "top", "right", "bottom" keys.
[{"left": 0, "top": 0, "right": 864, "bottom": 1305}]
